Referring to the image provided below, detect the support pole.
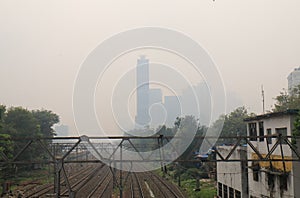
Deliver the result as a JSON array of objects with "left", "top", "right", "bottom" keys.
[
  {"left": 195, "top": 177, "right": 200, "bottom": 191},
  {"left": 54, "top": 160, "right": 61, "bottom": 198},
  {"left": 279, "top": 135, "right": 287, "bottom": 173},
  {"left": 160, "top": 135, "right": 167, "bottom": 175},
  {"left": 158, "top": 137, "right": 163, "bottom": 172},
  {"left": 119, "top": 141, "right": 123, "bottom": 198},
  {"left": 113, "top": 153, "right": 116, "bottom": 188},
  {"left": 240, "top": 146, "right": 248, "bottom": 198}
]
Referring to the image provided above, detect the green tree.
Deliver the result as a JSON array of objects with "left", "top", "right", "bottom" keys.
[
  {"left": 0, "top": 105, "right": 14, "bottom": 159},
  {"left": 0, "top": 105, "right": 5, "bottom": 132},
  {"left": 222, "top": 106, "right": 249, "bottom": 136},
  {"left": 175, "top": 115, "right": 207, "bottom": 167},
  {"left": 5, "top": 107, "right": 41, "bottom": 139},
  {"left": 3, "top": 107, "right": 42, "bottom": 164},
  {"left": 0, "top": 105, "right": 60, "bottom": 193},
  {"left": 273, "top": 86, "right": 300, "bottom": 145},
  {"left": 0, "top": 105, "right": 5, "bottom": 116},
  {"left": 0, "top": 106, "right": 14, "bottom": 190},
  {"left": 32, "top": 109, "right": 59, "bottom": 137},
  {"left": 3, "top": 107, "right": 60, "bottom": 159},
  {"left": 215, "top": 106, "right": 250, "bottom": 144},
  {"left": 0, "top": 134, "right": 13, "bottom": 159},
  {"left": 293, "top": 113, "right": 300, "bottom": 145},
  {"left": 273, "top": 86, "right": 300, "bottom": 112}
]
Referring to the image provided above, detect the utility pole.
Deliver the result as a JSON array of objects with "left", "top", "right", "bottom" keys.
[
  {"left": 241, "top": 148, "right": 248, "bottom": 198},
  {"left": 261, "top": 85, "right": 265, "bottom": 114}
]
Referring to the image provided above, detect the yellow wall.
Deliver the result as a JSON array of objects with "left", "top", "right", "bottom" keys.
[{"left": 251, "top": 153, "right": 292, "bottom": 172}]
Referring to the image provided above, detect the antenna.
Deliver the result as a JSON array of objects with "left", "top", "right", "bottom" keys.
[{"left": 261, "top": 85, "right": 265, "bottom": 114}]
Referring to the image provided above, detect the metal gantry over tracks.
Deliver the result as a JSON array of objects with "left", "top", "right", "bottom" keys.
[{"left": 0, "top": 135, "right": 300, "bottom": 197}]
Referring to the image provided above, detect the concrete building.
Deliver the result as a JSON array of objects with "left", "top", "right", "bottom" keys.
[
  {"left": 134, "top": 56, "right": 213, "bottom": 128},
  {"left": 149, "top": 89, "right": 162, "bottom": 105},
  {"left": 217, "top": 145, "right": 248, "bottom": 198},
  {"left": 288, "top": 67, "right": 300, "bottom": 94},
  {"left": 134, "top": 55, "right": 181, "bottom": 128},
  {"left": 148, "top": 88, "right": 164, "bottom": 127},
  {"left": 244, "top": 110, "right": 300, "bottom": 198},
  {"left": 181, "top": 82, "right": 211, "bottom": 126},
  {"left": 135, "top": 55, "right": 150, "bottom": 126}
]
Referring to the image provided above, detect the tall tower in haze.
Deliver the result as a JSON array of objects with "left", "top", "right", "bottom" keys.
[
  {"left": 135, "top": 55, "right": 150, "bottom": 126},
  {"left": 288, "top": 67, "right": 300, "bottom": 95}
]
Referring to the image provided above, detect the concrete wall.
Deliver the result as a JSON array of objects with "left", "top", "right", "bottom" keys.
[
  {"left": 250, "top": 115, "right": 293, "bottom": 157},
  {"left": 246, "top": 114, "right": 297, "bottom": 198},
  {"left": 217, "top": 146, "right": 247, "bottom": 197}
]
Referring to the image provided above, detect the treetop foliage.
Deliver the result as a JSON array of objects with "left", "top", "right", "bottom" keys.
[
  {"left": 210, "top": 106, "right": 251, "bottom": 144},
  {"left": 0, "top": 105, "right": 59, "bottom": 165},
  {"left": 272, "top": 85, "right": 300, "bottom": 142},
  {"left": 273, "top": 85, "right": 300, "bottom": 112}
]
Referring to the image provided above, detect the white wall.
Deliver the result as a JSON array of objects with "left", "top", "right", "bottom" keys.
[
  {"left": 246, "top": 114, "right": 295, "bottom": 198},
  {"left": 217, "top": 146, "right": 246, "bottom": 197}
]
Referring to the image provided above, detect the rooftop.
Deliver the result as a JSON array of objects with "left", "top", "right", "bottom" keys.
[{"left": 244, "top": 109, "right": 299, "bottom": 122}]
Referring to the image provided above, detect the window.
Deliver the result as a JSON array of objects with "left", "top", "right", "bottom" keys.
[
  {"left": 229, "top": 187, "right": 234, "bottom": 198},
  {"left": 279, "top": 174, "right": 288, "bottom": 191},
  {"left": 249, "top": 123, "right": 257, "bottom": 141},
  {"left": 235, "top": 190, "right": 241, "bottom": 198},
  {"left": 267, "top": 173, "right": 274, "bottom": 189},
  {"left": 259, "top": 122, "right": 264, "bottom": 142},
  {"left": 267, "top": 128, "right": 272, "bottom": 144},
  {"left": 223, "top": 185, "right": 228, "bottom": 198},
  {"left": 276, "top": 127, "right": 287, "bottom": 136},
  {"left": 276, "top": 128, "right": 287, "bottom": 144},
  {"left": 252, "top": 162, "right": 260, "bottom": 181},
  {"left": 218, "top": 182, "right": 222, "bottom": 197},
  {"left": 253, "top": 171, "right": 259, "bottom": 181}
]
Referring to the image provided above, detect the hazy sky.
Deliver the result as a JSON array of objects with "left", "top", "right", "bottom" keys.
[{"left": 1, "top": 1, "right": 300, "bottom": 135}]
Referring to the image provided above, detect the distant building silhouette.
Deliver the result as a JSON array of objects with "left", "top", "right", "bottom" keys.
[
  {"left": 288, "top": 67, "right": 300, "bottom": 94},
  {"left": 149, "top": 89, "right": 164, "bottom": 127},
  {"left": 134, "top": 56, "right": 211, "bottom": 128},
  {"left": 54, "top": 124, "right": 69, "bottom": 136},
  {"left": 149, "top": 89, "right": 162, "bottom": 105},
  {"left": 135, "top": 55, "right": 150, "bottom": 126},
  {"left": 180, "top": 83, "right": 211, "bottom": 126}
]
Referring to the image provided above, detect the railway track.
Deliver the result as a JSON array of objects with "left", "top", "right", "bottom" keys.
[
  {"left": 86, "top": 170, "right": 113, "bottom": 198},
  {"left": 23, "top": 164, "right": 99, "bottom": 197},
  {"left": 130, "top": 172, "right": 145, "bottom": 198},
  {"left": 142, "top": 172, "right": 185, "bottom": 198},
  {"left": 26, "top": 164, "right": 114, "bottom": 198},
  {"left": 19, "top": 165, "right": 185, "bottom": 198},
  {"left": 121, "top": 171, "right": 185, "bottom": 198},
  {"left": 60, "top": 164, "right": 105, "bottom": 196}
]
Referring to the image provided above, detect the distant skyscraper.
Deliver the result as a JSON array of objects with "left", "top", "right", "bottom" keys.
[
  {"left": 288, "top": 67, "right": 300, "bottom": 94},
  {"left": 149, "top": 89, "right": 162, "bottom": 105},
  {"left": 135, "top": 55, "right": 150, "bottom": 126},
  {"left": 149, "top": 89, "right": 164, "bottom": 127},
  {"left": 181, "top": 82, "right": 211, "bottom": 126}
]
